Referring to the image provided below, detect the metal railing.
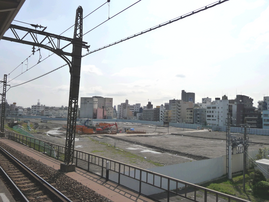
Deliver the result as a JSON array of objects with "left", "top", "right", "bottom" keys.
[{"left": 5, "top": 131, "right": 249, "bottom": 202}]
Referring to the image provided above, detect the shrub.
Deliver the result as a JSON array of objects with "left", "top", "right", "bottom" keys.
[
  {"left": 250, "top": 170, "right": 266, "bottom": 186},
  {"left": 253, "top": 181, "right": 269, "bottom": 195}
]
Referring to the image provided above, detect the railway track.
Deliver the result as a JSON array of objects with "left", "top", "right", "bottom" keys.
[{"left": 0, "top": 146, "right": 71, "bottom": 202}]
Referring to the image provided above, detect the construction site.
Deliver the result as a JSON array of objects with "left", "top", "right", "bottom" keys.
[{"left": 9, "top": 117, "right": 269, "bottom": 170}]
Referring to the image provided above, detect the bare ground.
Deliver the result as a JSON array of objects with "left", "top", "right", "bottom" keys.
[{"left": 20, "top": 119, "right": 269, "bottom": 170}]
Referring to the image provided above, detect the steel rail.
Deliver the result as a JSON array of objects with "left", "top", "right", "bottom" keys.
[
  {"left": 0, "top": 146, "right": 72, "bottom": 202},
  {"left": 0, "top": 166, "right": 29, "bottom": 202}
]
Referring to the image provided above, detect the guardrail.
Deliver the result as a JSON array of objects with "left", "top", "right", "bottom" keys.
[{"left": 5, "top": 131, "right": 249, "bottom": 202}]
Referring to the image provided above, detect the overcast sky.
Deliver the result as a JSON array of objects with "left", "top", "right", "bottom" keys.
[{"left": 0, "top": 0, "right": 268, "bottom": 108}]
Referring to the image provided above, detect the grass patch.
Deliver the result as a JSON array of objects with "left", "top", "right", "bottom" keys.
[
  {"left": 204, "top": 172, "right": 269, "bottom": 202},
  {"left": 91, "top": 150, "right": 104, "bottom": 153},
  {"left": 89, "top": 137, "right": 163, "bottom": 167}
]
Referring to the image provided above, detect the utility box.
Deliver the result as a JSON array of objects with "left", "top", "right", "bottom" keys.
[{"left": 255, "top": 159, "right": 269, "bottom": 179}]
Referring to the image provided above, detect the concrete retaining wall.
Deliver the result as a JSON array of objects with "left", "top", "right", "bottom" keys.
[{"left": 109, "top": 150, "right": 259, "bottom": 195}]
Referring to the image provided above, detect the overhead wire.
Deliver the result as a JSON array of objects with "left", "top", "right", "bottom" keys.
[
  {"left": 8, "top": 52, "right": 34, "bottom": 76},
  {"left": 13, "top": 19, "right": 32, "bottom": 26},
  {"left": 83, "top": 0, "right": 141, "bottom": 36},
  {"left": 246, "top": 152, "right": 269, "bottom": 176},
  {"left": 60, "top": 0, "right": 141, "bottom": 53},
  {"left": 8, "top": 52, "right": 54, "bottom": 83},
  {"left": 9, "top": 64, "right": 68, "bottom": 89},
  {"left": 59, "top": 1, "right": 108, "bottom": 36},
  {"left": 8, "top": 0, "right": 229, "bottom": 89},
  {"left": 82, "top": 0, "right": 229, "bottom": 57},
  {"left": 7, "top": 1, "right": 108, "bottom": 82},
  {"left": 8, "top": 0, "right": 139, "bottom": 88}
]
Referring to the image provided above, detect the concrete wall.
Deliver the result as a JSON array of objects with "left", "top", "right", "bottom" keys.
[
  {"left": 108, "top": 150, "right": 259, "bottom": 195},
  {"left": 212, "top": 125, "right": 269, "bottom": 136}
]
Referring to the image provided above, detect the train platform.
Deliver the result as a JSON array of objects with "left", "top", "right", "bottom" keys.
[
  {"left": 0, "top": 178, "right": 16, "bottom": 202},
  {"left": 0, "top": 138, "right": 153, "bottom": 202}
]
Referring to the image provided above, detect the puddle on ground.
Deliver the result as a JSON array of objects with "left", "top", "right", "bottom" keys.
[
  {"left": 126, "top": 145, "right": 161, "bottom": 154},
  {"left": 140, "top": 149, "right": 161, "bottom": 154},
  {"left": 126, "top": 147, "right": 139, "bottom": 150},
  {"left": 46, "top": 127, "right": 64, "bottom": 137}
]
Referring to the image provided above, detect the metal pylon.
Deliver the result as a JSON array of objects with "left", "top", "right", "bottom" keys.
[
  {"left": 64, "top": 6, "right": 83, "bottom": 165},
  {"left": 226, "top": 112, "right": 231, "bottom": 177},
  {"left": 0, "top": 74, "right": 7, "bottom": 135}
]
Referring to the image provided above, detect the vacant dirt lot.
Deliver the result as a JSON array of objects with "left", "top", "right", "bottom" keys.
[{"left": 20, "top": 119, "right": 269, "bottom": 169}]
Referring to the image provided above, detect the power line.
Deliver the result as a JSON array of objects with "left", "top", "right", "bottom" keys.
[
  {"left": 60, "top": 0, "right": 142, "bottom": 55},
  {"left": 8, "top": 52, "right": 54, "bottom": 83},
  {"left": 9, "top": 64, "right": 67, "bottom": 89},
  {"left": 7, "top": 2, "right": 108, "bottom": 79},
  {"left": 83, "top": 0, "right": 229, "bottom": 57},
  {"left": 8, "top": 52, "right": 34, "bottom": 76},
  {"left": 59, "top": 1, "right": 108, "bottom": 36},
  {"left": 8, "top": 0, "right": 229, "bottom": 89},
  {"left": 13, "top": 19, "right": 32, "bottom": 26},
  {"left": 83, "top": 0, "right": 141, "bottom": 36},
  {"left": 7, "top": 0, "right": 142, "bottom": 88},
  {"left": 247, "top": 153, "right": 269, "bottom": 176}
]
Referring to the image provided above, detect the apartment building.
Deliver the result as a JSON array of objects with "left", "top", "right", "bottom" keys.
[
  {"left": 206, "top": 97, "right": 229, "bottom": 127},
  {"left": 169, "top": 99, "right": 181, "bottom": 123}
]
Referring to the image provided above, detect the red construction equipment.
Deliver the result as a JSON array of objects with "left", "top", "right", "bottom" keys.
[{"left": 96, "top": 122, "right": 118, "bottom": 134}]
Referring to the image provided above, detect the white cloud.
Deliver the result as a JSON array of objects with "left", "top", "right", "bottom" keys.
[
  {"left": 54, "top": 85, "right": 69, "bottom": 92},
  {"left": 81, "top": 65, "right": 103, "bottom": 75},
  {"left": 239, "top": 5, "right": 269, "bottom": 45},
  {"left": 112, "top": 68, "right": 138, "bottom": 77}
]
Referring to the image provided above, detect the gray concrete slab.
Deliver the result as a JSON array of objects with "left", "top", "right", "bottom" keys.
[{"left": 0, "top": 178, "right": 15, "bottom": 202}]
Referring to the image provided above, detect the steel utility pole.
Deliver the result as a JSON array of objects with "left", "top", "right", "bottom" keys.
[
  {"left": 242, "top": 124, "right": 249, "bottom": 192},
  {"left": 0, "top": 74, "right": 7, "bottom": 137},
  {"left": 61, "top": 6, "right": 83, "bottom": 171},
  {"left": 2, "top": 6, "right": 87, "bottom": 171},
  {"left": 226, "top": 112, "right": 232, "bottom": 179}
]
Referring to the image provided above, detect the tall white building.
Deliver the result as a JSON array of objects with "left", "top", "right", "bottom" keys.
[{"left": 206, "top": 98, "right": 229, "bottom": 127}]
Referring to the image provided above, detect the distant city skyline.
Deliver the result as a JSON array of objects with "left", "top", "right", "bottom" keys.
[
  {"left": 8, "top": 93, "right": 268, "bottom": 109},
  {"left": 1, "top": 0, "right": 268, "bottom": 108}
]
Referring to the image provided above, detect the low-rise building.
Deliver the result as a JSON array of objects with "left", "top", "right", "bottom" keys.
[{"left": 31, "top": 100, "right": 45, "bottom": 115}]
